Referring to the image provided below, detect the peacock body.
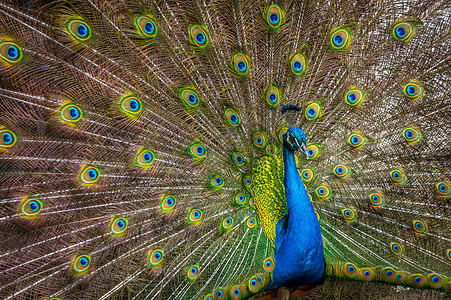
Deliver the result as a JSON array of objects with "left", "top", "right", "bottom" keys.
[{"left": 0, "top": 0, "right": 450, "bottom": 299}]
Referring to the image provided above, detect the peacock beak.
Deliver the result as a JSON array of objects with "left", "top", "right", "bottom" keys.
[{"left": 300, "top": 142, "right": 307, "bottom": 157}]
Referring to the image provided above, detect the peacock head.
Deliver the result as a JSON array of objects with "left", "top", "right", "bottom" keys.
[{"left": 283, "top": 126, "right": 307, "bottom": 155}]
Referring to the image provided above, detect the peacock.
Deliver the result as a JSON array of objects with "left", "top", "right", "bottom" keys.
[{"left": 0, "top": 0, "right": 449, "bottom": 299}]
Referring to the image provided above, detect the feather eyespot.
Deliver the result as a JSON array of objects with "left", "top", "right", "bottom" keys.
[
  {"left": 0, "top": 127, "right": 17, "bottom": 149},
  {"left": 412, "top": 220, "right": 427, "bottom": 235},
  {"left": 187, "top": 265, "right": 199, "bottom": 280},
  {"left": 221, "top": 217, "right": 234, "bottom": 232},
  {"left": 446, "top": 249, "right": 451, "bottom": 261},
  {"left": 390, "top": 169, "right": 406, "bottom": 184},
  {"left": 265, "top": 144, "right": 278, "bottom": 155},
  {"left": 180, "top": 88, "right": 200, "bottom": 108},
  {"left": 345, "top": 89, "right": 364, "bottom": 107},
  {"left": 369, "top": 192, "right": 385, "bottom": 207},
  {"left": 265, "top": 86, "right": 282, "bottom": 106},
  {"left": 148, "top": 249, "right": 163, "bottom": 266},
  {"left": 305, "top": 103, "right": 321, "bottom": 120},
  {"left": 209, "top": 175, "right": 224, "bottom": 190},
  {"left": 20, "top": 198, "right": 43, "bottom": 217},
  {"left": 67, "top": 20, "right": 91, "bottom": 41},
  {"left": 73, "top": 254, "right": 91, "bottom": 273},
  {"left": 290, "top": 53, "right": 307, "bottom": 76},
  {"left": 189, "top": 25, "right": 209, "bottom": 48},
  {"left": 393, "top": 22, "right": 413, "bottom": 41},
  {"left": 315, "top": 185, "right": 330, "bottom": 198},
  {"left": 0, "top": 42, "right": 22, "bottom": 63},
  {"left": 203, "top": 295, "right": 213, "bottom": 300},
  {"left": 299, "top": 168, "right": 315, "bottom": 182},
  {"left": 410, "top": 274, "right": 426, "bottom": 287},
  {"left": 390, "top": 242, "right": 403, "bottom": 255},
  {"left": 231, "top": 152, "right": 245, "bottom": 167},
  {"left": 306, "top": 144, "right": 319, "bottom": 159},
  {"left": 224, "top": 108, "right": 241, "bottom": 126},
  {"left": 347, "top": 132, "right": 366, "bottom": 148},
  {"left": 402, "top": 126, "right": 421, "bottom": 144},
  {"left": 136, "top": 16, "right": 157, "bottom": 37},
  {"left": 247, "top": 217, "right": 256, "bottom": 228},
  {"left": 248, "top": 276, "right": 259, "bottom": 293},
  {"left": 161, "top": 195, "right": 176, "bottom": 212},
  {"left": 330, "top": 29, "right": 349, "bottom": 49},
  {"left": 333, "top": 164, "right": 349, "bottom": 178},
  {"left": 403, "top": 82, "right": 423, "bottom": 100},
  {"left": 110, "top": 217, "right": 128, "bottom": 235},
  {"left": 436, "top": 182, "right": 450, "bottom": 196},
  {"left": 358, "top": 268, "right": 374, "bottom": 281},
  {"left": 188, "top": 208, "right": 203, "bottom": 223},
  {"left": 120, "top": 96, "right": 142, "bottom": 116},
  {"left": 230, "top": 285, "right": 246, "bottom": 300},
  {"left": 382, "top": 267, "right": 396, "bottom": 281},
  {"left": 234, "top": 192, "right": 247, "bottom": 206},
  {"left": 428, "top": 274, "right": 443, "bottom": 288},
  {"left": 253, "top": 132, "right": 266, "bottom": 148},
  {"left": 135, "top": 149, "right": 155, "bottom": 168},
  {"left": 79, "top": 166, "right": 100, "bottom": 186},
  {"left": 263, "top": 257, "right": 275, "bottom": 272},
  {"left": 343, "top": 263, "right": 357, "bottom": 277},
  {"left": 342, "top": 208, "right": 356, "bottom": 222},
  {"left": 189, "top": 142, "right": 207, "bottom": 160},
  {"left": 266, "top": 5, "right": 284, "bottom": 29},
  {"left": 242, "top": 175, "right": 252, "bottom": 189},
  {"left": 214, "top": 288, "right": 227, "bottom": 300},
  {"left": 59, "top": 103, "right": 82, "bottom": 125},
  {"left": 231, "top": 53, "right": 250, "bottom": 76}
]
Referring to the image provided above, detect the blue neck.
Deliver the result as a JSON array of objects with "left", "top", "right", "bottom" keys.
[{"left": 269, "top": 144, "right": 325, "bottom": 288}]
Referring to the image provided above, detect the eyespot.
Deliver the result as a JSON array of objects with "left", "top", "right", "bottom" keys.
[
  {"left": 160, "top": 195, "right": 176, "bottom": 213},
  {"left": 248, "top": 276, "right": 259, "bottom": 292},
  {"left": 249, "top": 197, "right": 255, "bottom": 208},
  {"left": 230, "top": 286, "right": 246, "bottom": 300},
  {"left": 390, "top": 242, "right": 403, "bottom": 255},
  {"left": 189, "top": 25, "right": 209, "bottom": 48},
  {"left": 73, "top": 254, "right": 91, "bottom": 273},
  {"left": 253, "top": 132, "right": 266, "bottom": 148},
  {"left": 187, "top": 265, "right": 199, "bottom": 280},
  {"left": 306, "top": 144, "right": 319, "bottom": 159},
  {"left": 120, "top": 96, "right": 142, "bottom": 116},
  {"left": 402, "top": 126, "right": 421, "bottom": 144},
  {"left": 266, "top": 5, "right": 284, "bottom": 29},
  {"left": 59, "top": 103, "right": 83, "bottom": 125},
  {"left": 428, "top": 274, "right": 443, "bottom": 288},
  {"left": 242, "top": 175, "right": 252, "bottom": 189},
  {"left": 203, "top": 295, "right": 213, "bottom": 300},
  {"left": 148, "top": 249, "right": 164, "bottom": 266},
  {"left": 299, "top": 168, "right": 315, "bottom": 182},
  {"left": 231, "top": 152, "right": 245, "bottom": 167},
  {"left": 358, "top": 268, "right": 374, "bottom": 281},
  {"left": 265, "top": 86, "right": 282, "bottom": 106},
  {"left": 0, "top": 42, "right": 22, "bottom": 63},
  {"left": 110, "top": 217, "right": 128, "bottom": 235},
  {"left": 209, "top": 175, "right": 224, "bottom": 190},
  {"left": 188, "top": 142, "right": 207, "bottom": 160},
  {"left": 382, "top": 267, "right": 396, "bottom": 281},
  {"left": 369, "top": 192, "right": 385, "bottom": 207},
  {"left": 180, "top": 88, "right": 200, "bottom": 108},
  {"left": 277, "top": 127, "right": 288, "bottom": 143},
  {"left": 409, "top": 274, "right": 426, "bottom": 287},
  {"left": 290, "top": 53, "right": 307, "bottom": 76},
  {"left": 234, "top": 191, "right": 247, "bottom": 206},
  {"left": 67, "top": 20, "right": 91, "bottom": 41},
  {"left": 231, "top": 53, "right": 250, "bottom": 76},
  {"left": 225, "top": 108, "right": 241, "bottom": 127},
  {"left": 330, "top": 28, "right": 349, "bottom": 49},
  {"left": 188, "top": 208, "right": 203, "bottom": 223},
  {"left": 345, "top": 89, "right": 364, "bottom": 107},
  {"left": 344, "top": 263, "right": 357, "bottom": 277},
  {"left": 247, "top": 217, "right": 256, "bottom": 228},
  {"left": 447, "top": 249, "right": 451, "bottom": 262},
  {"left": 78, "top": 165, "right": 100, "bottom": 185},
  {"left": 394, "top": 271, "right": 407, "bottom": 283},
  {"left": 136, "top": 16, "right": 157, "bottom": 38},
  {"left": 333, "top": 164, "right": 349, "bottom": 178},
  {"left": 347, "top": 132, "right": 366, "bottom": 148},
  {"left": 265, "top": 144, "right": 278, "bottom": 155},
  {"left": 263, "top": 257, "right": 275, "bottom": 272},
  {"left": 412, "top": 219, "right": 427, "bottom": 235},
  {"left": 0, "top": 127, "right": 17, "bottom": 149},
  {"left": 342, "top": 208, "right": 356, "bottom": 222},
  {"left": 305, "top": 103, "right": 321, "bottom": 120},
  {"left": 436, "top": 182, "right": 450, "bottom": 196},
  {"left": 390, "top": 169, "right": 406, "bottom": 184},
  {"left": 135, "top": 149, "right": 155, "bottom": 168},
  {"left": 221, "top": 217, "right": 234, "bottom": 231},
  {"left": 315, "top": 185, "right": 330, "bottom": 198},
  {"left": 20, "top": 198, "right": 43, "bottom": 217},
  {"left": 214, "top": 288, "right": 227, "bottom": 300},
  {"left": 403, "top": 82, "right": 423, "bottom": 100},
  {"left": 393, "top": 22, "right": 413, "bottom": 41}
]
